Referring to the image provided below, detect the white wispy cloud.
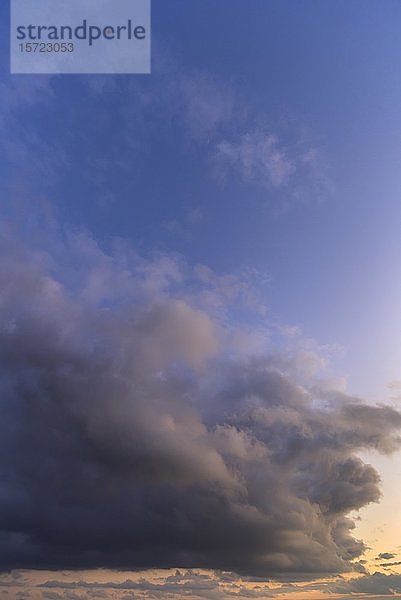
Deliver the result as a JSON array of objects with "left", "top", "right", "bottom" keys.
[{"left": 214, "top": 132, "right": 295, "bottom": 189}]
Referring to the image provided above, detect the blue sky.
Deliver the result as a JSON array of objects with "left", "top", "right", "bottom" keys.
[
  {"left": 2, "top": 1, "right": 401, "bottom": 598},
  {"left": 2, "top": 0, "right": 401, "bottom": 398}
]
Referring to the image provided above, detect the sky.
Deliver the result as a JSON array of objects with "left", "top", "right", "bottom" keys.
[{"left": 1, "top": 0, "right": 401, "bottom": 598}]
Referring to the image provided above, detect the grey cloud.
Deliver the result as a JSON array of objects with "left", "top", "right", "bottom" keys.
[
  {"left": 377, "top": 552, "right": 397, "bottom": 560},
  {"left": 0, "top": 220, "right": 400, "bottom": 577},
  {"left": 332, "top": 571, "right": 401, "bottom": 595},
  {"left": 2, "top": 567, "right": 401, "bottom": 600},
  {"left": 27, "top": 570, "right": 278, "bottom": 600}
]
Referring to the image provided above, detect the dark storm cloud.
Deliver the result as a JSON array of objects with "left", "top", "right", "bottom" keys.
[{"left": 0, "top": 220, "right": 401, "bottom": 577}]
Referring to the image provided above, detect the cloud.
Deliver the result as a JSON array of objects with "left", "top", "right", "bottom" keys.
[
  {"left": 377, "top": 553, "right": 397, "bottom": 560},
  {"left": 211, "top": 127, "right": 330, "bottom": 209},
  {"left": 4, "top": 567, "right": 401, "bottom": 600},
  {"left": 176, "top": 71, "right": 237, "bottom": 142},
  {"left": 0, "top": 213, "right": 400, "bottom": 577},
  {"left": 0, "top": 46, "right": 328, "bottom": 217},
  {"left": 332, "top": 571, "right": 401, "bottom": 596},
  {"left": 1, "top": 569, "right": 280, "bottom": 600},
  {"left": 214, "top": 132, "right": 295, "bottom": 189}
]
